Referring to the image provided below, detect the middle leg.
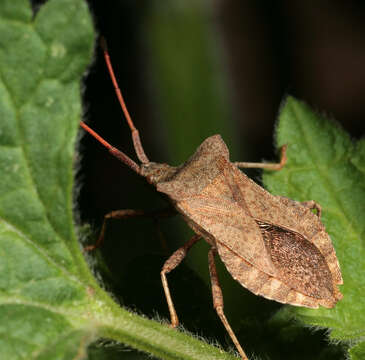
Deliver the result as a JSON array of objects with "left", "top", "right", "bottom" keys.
[{"left": 234, "top": 144, "right": 287, "bottom": 171}]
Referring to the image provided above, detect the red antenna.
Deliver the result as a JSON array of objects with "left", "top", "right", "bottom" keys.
[
  {"left": 80, "top": 36, "right": 150, "bottom": 173},
  {"left": 80, "top": 121, "right": 141, "bottom": 174},
  {"left": 100, "top": 37, "right": 149, "bottom": 164}
]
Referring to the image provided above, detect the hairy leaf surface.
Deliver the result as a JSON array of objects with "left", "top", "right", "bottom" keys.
[{"left": 264, "top": 97, "right": 365, "bottom": 357}]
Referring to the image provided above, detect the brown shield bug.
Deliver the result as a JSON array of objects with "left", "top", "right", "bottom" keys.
[{"left": 80, "top": 39, "right": 343, "bottom": 360}]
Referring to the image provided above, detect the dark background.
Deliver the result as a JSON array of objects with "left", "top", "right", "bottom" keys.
[
  {"left": 80, "top": 0, "right": 365, "bottom": 223},
  {"left": 33, "top": 1, "right": 365, "bottom": 359}
]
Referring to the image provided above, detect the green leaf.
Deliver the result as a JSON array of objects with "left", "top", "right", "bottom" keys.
[
  {"left": 0, "top": 1, "right": 239, "bottom": 359},
  {"left": 263, "top": 96, "right": 365, "bottom": 357},
  {"left": 349, "top": 342, "right": 365, "bottom": 360},
  {"left": 3, "top": 1, "right": 359, "bottom": 359}
]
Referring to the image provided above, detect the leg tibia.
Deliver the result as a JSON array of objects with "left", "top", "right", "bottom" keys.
[
  {"left": 234, "top": 144, "right": 287, "bottom": 171},
  {"left": 84, "top": 208, "right": 175, "bottom": 251},
  {"left": 161, "top": 234, "right": 200, "bottom": 328},
  {"left": 208, "top": 248, "right": 249, "bottom": 360}
]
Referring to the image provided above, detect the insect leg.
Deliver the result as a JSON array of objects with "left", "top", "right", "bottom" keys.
[
  {"left": 234, "top": 144, "right": 287, "bottom": 171},
  {"left": 84, "top": 208, "right": 176, "bottom": 251},
  {"left": 161, "top": 234, "right": 201, "bottom": 327},
  {"left": 208, "top": 247, "right": 248, "bottom": 360},
  {"left": 301, "top": 200, "right": 322, "bottom": 218}
]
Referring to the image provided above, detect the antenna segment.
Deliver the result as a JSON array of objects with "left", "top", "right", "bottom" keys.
[{"left": 100, "top": 37, "right": 149, "bottom": 164}]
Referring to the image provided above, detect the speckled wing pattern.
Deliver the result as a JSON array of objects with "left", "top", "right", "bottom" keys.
[{"left": 157, "top": 135, "right": 343, "bottom": 308}]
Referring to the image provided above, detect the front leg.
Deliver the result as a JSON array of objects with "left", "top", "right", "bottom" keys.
[
  {"left": 161, "top": 234, "right": 200, "bottom": 327},
  {"left": 84, "top": 208, "right": 176, "bottom": 251}
]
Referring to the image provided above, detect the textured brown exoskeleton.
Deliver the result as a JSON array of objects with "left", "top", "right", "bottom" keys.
[{"left": 81, "top": 40, "right": 343, "bottom": 360}]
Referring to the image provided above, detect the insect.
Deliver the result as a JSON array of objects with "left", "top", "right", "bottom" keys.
[{"left": 81, "top": 39, "right": 343, "bottom": 360}]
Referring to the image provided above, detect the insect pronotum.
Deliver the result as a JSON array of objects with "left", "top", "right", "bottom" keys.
[{"left": 81, "top": 39, "right": 343, "bottom": 360}]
